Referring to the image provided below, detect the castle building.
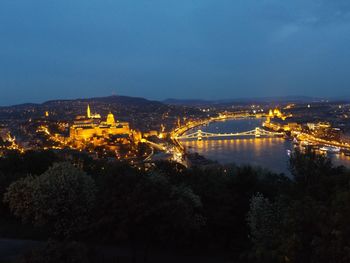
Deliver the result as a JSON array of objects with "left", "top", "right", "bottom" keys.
[{"left": 70, "top": 105, "right": 130, "bottom": 141}]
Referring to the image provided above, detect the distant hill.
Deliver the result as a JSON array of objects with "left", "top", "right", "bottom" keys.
[
  {"left": 2, "top": 95, "right": 346, "bottom": 110},
  {"left": 43, "top": 95, "right": 164, "bottom": 108},
  {"left": 0, "top": 95, "right": 184, "bottom": 132},
  {"left": 1, "top": 95, "right": 164, "bottom": 110},
  {"left": 0, "top": 95, "right": 169, "bottom": 121},
  {"left": 163, "top": 96, "right": 327, "bottom": 106}
]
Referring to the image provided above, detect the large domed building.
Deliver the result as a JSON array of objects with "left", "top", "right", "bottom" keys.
[{"left": 70, "top": 105, "right": 130, "bottom": 142}]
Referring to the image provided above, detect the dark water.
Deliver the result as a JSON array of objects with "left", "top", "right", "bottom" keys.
[{"left": 181, "top": 118, "right": 350, "bottom": 174}]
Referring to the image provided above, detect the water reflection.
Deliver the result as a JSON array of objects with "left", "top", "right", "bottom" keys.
[
  {"left": 183, "top": 137, "right": 291, "bottom": 174},
  {"left": 181, "top": 119, "right": 350, "bottom": 174}
]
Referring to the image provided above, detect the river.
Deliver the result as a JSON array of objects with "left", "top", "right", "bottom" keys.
[{"left": 181, "top": 118, "right": 350, "bottom": 174}]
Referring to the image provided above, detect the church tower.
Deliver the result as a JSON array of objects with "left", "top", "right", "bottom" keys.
[{"left": 87, "top": 104, "right": 91, "bottom": 118}]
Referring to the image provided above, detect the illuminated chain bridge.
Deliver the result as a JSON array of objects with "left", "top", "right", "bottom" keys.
[{"left": 176, "top": 127, "right": 284, "bottom": 140}]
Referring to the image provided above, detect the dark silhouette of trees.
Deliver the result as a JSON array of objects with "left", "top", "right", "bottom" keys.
[
  {"left": 246, "top": 149, "right": 350, "bottom": 263},
  {"left": 1, "top": 149, "right": 350, "bottom": 262},
  {"left": 0, "top": 150, "right": 57, "bottom": 176},
  {"left": 91, "top": 170, "right": 204, "bottom": 247},
  {"left": 17, "top": 240, "right": 91, "bottom": 263},
  {"left": 4, "top": 162, "right": 96, "bottom": 238}
]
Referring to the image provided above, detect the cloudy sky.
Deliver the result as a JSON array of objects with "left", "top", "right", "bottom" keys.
[{"left": 1, "top": 0, "right": 350, "bottom": 105}]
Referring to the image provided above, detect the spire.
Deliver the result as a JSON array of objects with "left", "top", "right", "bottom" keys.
[{"left": 87, "top": 104, "right": 91, "bottom": 118}]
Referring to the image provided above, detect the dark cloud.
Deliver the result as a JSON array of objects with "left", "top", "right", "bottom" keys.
[{"left": 0, "top": 0, "right": 350, "bottom": 105}]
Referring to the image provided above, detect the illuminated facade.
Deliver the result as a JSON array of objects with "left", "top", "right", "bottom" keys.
[
  {"left": 266, "top": 108, "right": 289, "bottom": 123},
  {"left": 268, "top": 108, "right": 286, "bottom": 119},
  {"left": 86, "top": 104, "right": 101, "bottom": 119},
  {"left": 307, "top": 122, "right": 341, "bottom": 141},
  {"left": 264, "top": 108, "right": 297, "bottom": 132},
  {"left": 70, "top": 105, "right": 130, "bottom": 141}
]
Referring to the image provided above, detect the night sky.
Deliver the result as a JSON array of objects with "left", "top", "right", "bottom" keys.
[{"left": 1, "top": 0, "right": 350, "bottom": 105}]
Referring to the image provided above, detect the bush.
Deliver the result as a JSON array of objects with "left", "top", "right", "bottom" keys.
[
  {"left": 4, "top": 162, "right": 96, "bottom": 238},
  {"left": 17, "top": 240, "right": 91, "bottom": 263}
]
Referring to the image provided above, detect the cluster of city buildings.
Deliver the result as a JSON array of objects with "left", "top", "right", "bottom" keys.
[
  {"left": 2, "top": 101, "right": 350, "bottom": 163},
  {"left": 306, "top": 122, "right": 341, "bottom": 142},
  {"left": 0, "top": 125, "right": 22, "bottom": 154},
  {"left": 264, "top": 108, "right": 343, "bottom": 143},
  {"left": 70, "top": 105, "right": 130, "bottom": 140},
  {"left": 68, "top": 105, "right": 142, "bottom": 152},
  {"left": 1, "top": 103, "right": 153, "bottom": 161}
]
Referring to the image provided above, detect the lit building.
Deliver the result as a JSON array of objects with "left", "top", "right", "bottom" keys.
[
  {"left": 307, "top": 122, "right": 341, "bottom": 141},
  {"left": 264, "top": 108, "right": 300, "bottom": 132},
  {"left": 86, "top": 104, "right": 101, "bottom": 119},
  {"left": 143, "top": 130, "right": 159, "bottom": 137},
  {"left": 268, "top": 108, "right": 287, "bottom": 120},
  {"left": 70, "top": 105, "right": 130, "bottom": 141}
]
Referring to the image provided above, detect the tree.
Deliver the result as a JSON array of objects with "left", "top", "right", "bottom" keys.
[
  {"left": 4, "top": 162, "right": 96, "bottom": 238},
  {"left": 247, "top": 193, "right": 286, "bottom": 262},
  {"left": 289, "top": 148, "right": 332, "bottom": 188},
  {"left": 0, "top": 150, "right": 58, "bottom": 176},
  {"left": 0, "top": 170, "right": 24, "bottom": 216},
  {"left": 17, "top": 240, "right": 91, "bottom": 263},
  {"left": 125, "top": 174, "right": 205, "bottom": 244},
  {"left": 92, "top": 171, "right": 205, "bottom": 246}
]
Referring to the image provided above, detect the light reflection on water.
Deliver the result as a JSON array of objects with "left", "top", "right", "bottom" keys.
[
  {"left": 183, "top": 137, "right": 292, "bottom": 174},
  {"left": 181, "top": 119, "right": 350, "bottom": 174},
  {"left": 332, "top": 153, "right": 350, "bottom": 168}
]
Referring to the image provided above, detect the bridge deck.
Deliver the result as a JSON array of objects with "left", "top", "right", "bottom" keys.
[{"left": 177, "top": 127, "right": 284, "bottom": 140}]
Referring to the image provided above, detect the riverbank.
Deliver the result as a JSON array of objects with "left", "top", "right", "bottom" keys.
[{"left": 180, "top": 118, "right": 350, "bottom": 174}]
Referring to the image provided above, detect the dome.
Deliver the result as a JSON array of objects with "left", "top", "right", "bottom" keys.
[{"left": 106, "top": 112, "right": 115, "bottom": 125}]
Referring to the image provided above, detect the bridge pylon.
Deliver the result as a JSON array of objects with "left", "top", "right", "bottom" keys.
[
  {"left": 197, "top": 130, "right": 202, "bottom": 141},
  {"left": 255, "top": 127, "right": 261, "bottom": 138}
]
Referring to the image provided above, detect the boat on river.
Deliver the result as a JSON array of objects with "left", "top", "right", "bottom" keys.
[{"left": 319, "top": 146, "right": 341, "bottom": 154}]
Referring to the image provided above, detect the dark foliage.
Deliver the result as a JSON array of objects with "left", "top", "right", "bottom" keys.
[
  {"left": 247, "top": 149, "right": 350, "bottom": 263},
  {"left": 16, "top": 240, "right": 91, "bottom": 263},
  {"left": 1, "top": 149, "right": 350, "bottom": 263}
]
